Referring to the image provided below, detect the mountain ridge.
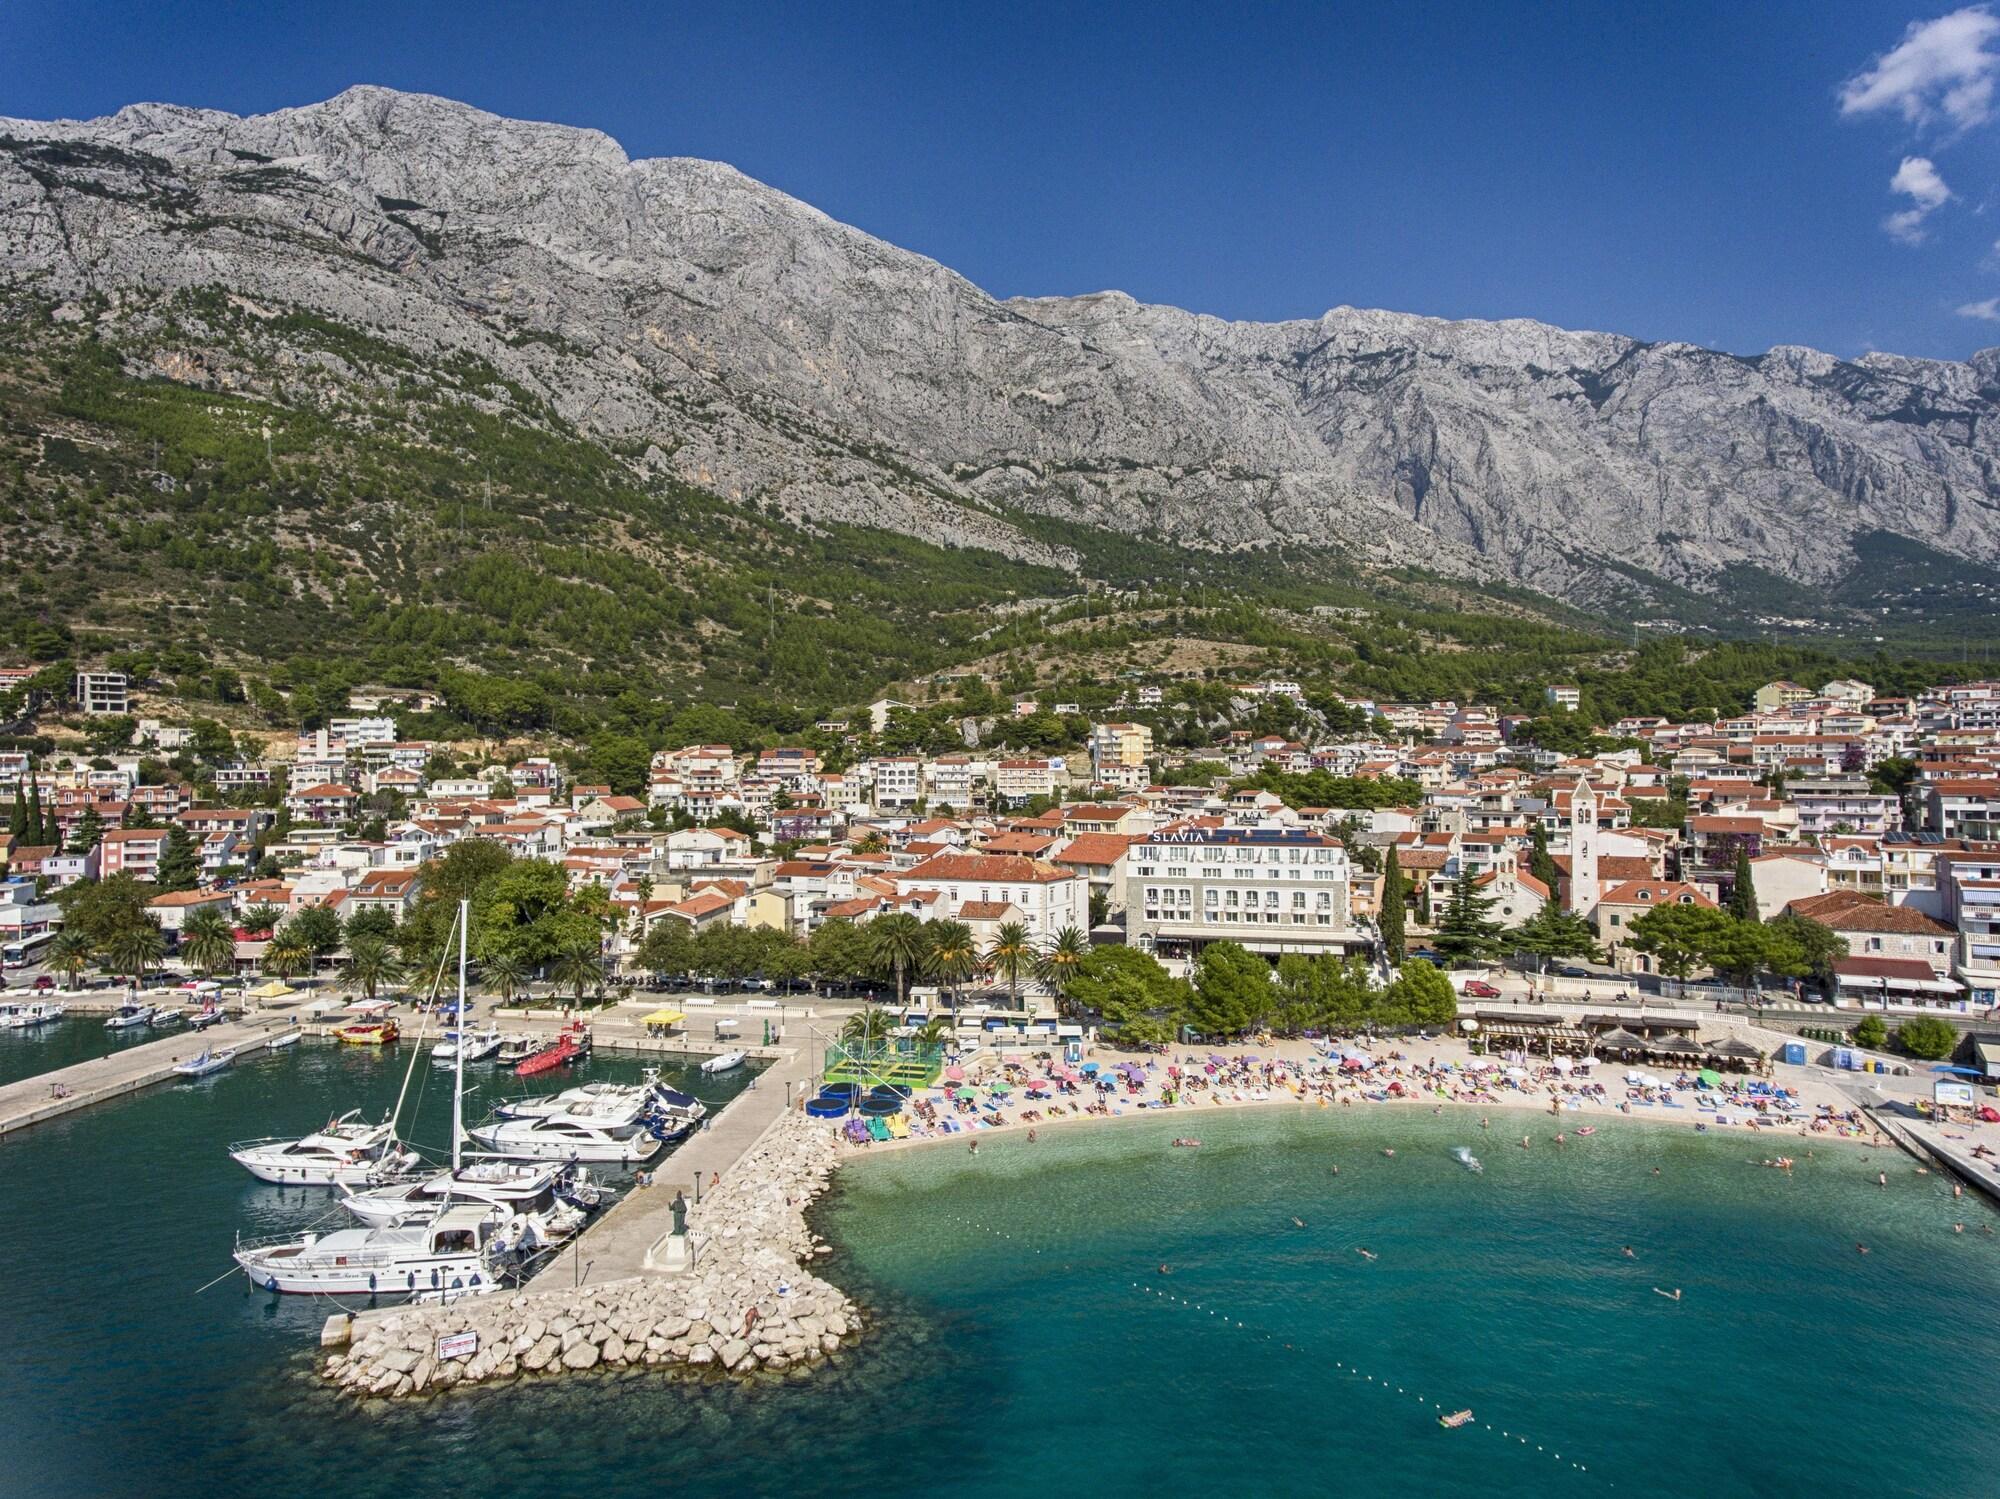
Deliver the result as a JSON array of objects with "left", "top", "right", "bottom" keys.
[{"left": 5, "top": 84, "right": 2000, "bottom": 613}]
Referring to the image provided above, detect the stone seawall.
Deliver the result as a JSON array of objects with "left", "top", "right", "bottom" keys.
[{"left": 323, "top": 1113, "right": 856, "bottom": 1397}]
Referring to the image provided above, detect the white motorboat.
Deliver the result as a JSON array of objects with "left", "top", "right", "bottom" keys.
[
  {"left": 172, "top": 1047, "right": 235, "bottom": 1077},
  {"left": 432, "top": 1025, "right": 503, "bottom": 1066},
  {"left": 701, "top": 1049, "right": 746, "bottom": 1075},
  {"left": 265, "top": 1028, "right": 302, "bottom": 1049},
  {"left": 465, "top": 1115, "right": 665, "bottom": 1164},
  {"left": 493, "top": 1078, "right": 653, "bottom": 1122},
  {"left": 340, "top": 1158, "right": 599, "bottom": 1228},
  {"left": 104, "top": 1004, "right": 155, "bottom": 1031},
  {"left": 0, "top": 1000, "right": 65, "bottom": 1029},
  {"left": 229, "top": 1110, "right": 424, "bottom": 1186},
  {"left": 234, "top": 1203, "right": 535, "bottom": 1296}
]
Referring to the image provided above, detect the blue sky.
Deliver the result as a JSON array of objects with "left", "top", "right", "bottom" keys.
[{"left": 8, "top": 2, "right": 2000, "bottom": 360}]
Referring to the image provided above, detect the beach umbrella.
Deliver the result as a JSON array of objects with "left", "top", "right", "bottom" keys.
[
  {"left": 945, "top": 1065, "right": 966, "bottom": 1082},
  {"left": 1697, "top": 1069, "right": 1723, "bottom": 1088}
]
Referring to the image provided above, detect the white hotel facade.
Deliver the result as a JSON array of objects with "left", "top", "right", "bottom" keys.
[{"left": 1125, "top": 827, "right": 1366, "bottom": 962}]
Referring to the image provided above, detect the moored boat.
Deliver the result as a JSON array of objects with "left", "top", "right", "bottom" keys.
[
  {"left": 0, "top": 999, "right": 66, "bottom": 1029},
  {"left": 514, "top": 1022, "right": 590, "bottom": 1077},
  {"left": 701, "top": 1048, "right": 746, "bottom": 1075},
  {"left": 229, "top": 1110, "right": 423, "bottom": 1186},
  {"left": 432, "top": 1025, "right": 502, "bottom": 1066},
  {"left": 105, "top": 1003, "right": 155, "bottom": 1030},
  {"left": 173, "top": 1046, "right": 235, "bottom": 1077},
  {"left": 265, "top": 1028, "right": 302, "bottom": 1049},
  {"left": 465, "top": 1114, "right": 666, "bottom": 1164},
  {"left": 335, "top": 1019, "right": 400, "bottom": 1046},
  {"left": 339, "top": 1158, "right": 599, "bottom": 1227},
  {"left": 233, "top": 1203, "right": 535, "bottom": 1296}
]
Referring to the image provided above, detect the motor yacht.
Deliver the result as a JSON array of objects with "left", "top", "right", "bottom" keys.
[
  {"left": 233, "top": 1203, "right": 538, "bottom": 1296},
  {"left": 229, "top": 1111, "right": 424, "bottom": 1187}
]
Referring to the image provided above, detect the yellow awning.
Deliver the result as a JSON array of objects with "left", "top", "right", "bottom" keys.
[
  {"left": 639, "top": 1008, "right": 686, "bottom": 1027},
  {"left": 250, "top": 981, "right": 294, "bottom": 999}
]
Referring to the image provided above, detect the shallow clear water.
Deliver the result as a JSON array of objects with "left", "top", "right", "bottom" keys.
[{"left": 4, "top": 1093, "right": 1995, "bottom": 1498}]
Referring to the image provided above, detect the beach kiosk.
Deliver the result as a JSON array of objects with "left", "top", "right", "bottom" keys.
[{"left": 640, "top": 1007, "right": 686, "bottom": 1039}]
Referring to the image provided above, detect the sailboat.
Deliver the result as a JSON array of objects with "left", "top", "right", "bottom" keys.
[{"left": 235, "top": 900, "right": 566, "bottom": 1295}]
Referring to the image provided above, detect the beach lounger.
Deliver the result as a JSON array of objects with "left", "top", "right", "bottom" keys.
[
  {"left": 866, "top": 1117, "right": 891, "bottom": 1141},
  {"left": 887, "top": 1115, "right": 910, "bottom": 1139}
]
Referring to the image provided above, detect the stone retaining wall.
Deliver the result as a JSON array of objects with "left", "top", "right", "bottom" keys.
[{"left": 322, "top": 1113, "right": 856, "bottom": 1397}]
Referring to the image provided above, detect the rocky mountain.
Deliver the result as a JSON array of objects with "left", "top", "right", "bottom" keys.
[{"left": 5, "top": 85, "right": 2000, "bottom": 609}]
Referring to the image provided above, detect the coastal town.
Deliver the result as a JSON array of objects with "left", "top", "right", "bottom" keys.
[{"left": 2, "top": 666, "right": 1997, "bottom": 1047}]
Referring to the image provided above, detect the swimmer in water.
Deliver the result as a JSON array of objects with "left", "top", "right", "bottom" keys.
[
  {"left": 1651, "top": 1167, "right": 1661, "bottom": 1176},
  {"left": 1383, "top": 1148, "right": 1396, "bottom": 1157},
  {"left": 1291, "top": 1216, "right": 1306, "bottom": 1229},
  {"left": 1480, "top": 1117, "right": 1490, "bottom": 1130},
  {"left": 1654, "top": 1287, "right": 1682, "bottom": 1301},
  {"left": 1878, "top": 1172, "right": 1887, "bottom": 1186},
  {"left": 1521, "top": 1136, "right": 1532, "bottom": 1149},
  {"left": 1357, "top": 1248, "right": 1377, "bottom": 1261},
  {"left": 1856, "top": 1243, "right": 1870, "bottom": 1255},
  {"left": 1329, "top": 1165, "right": 1339, "bottom": 1175},
  {"left": 1621, "top": 1246, "right": 1636, "bottom": 1258},
  {"left": 1159, "top": 1265, "right": 1172, "bottom": 1275},
  {"left": 1954, "top": 1223, "right": 1965, "bottom": 1234},
  {"left": 1555, "top": 1133, "right": 1566, "bottom": 1146}
]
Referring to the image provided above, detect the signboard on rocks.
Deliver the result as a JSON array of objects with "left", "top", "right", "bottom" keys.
[{"left": 436, "top": 1331, "right": 479, "bottom": 1362}]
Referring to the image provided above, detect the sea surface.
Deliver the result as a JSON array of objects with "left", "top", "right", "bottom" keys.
[
  {"left": 4, "top": 1080, "right": 1996, "bottom": 1499},
  {"left": 0, "top": 1012, "right": 161, "bottom": 1086}
]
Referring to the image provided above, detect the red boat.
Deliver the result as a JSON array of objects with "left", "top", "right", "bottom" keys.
[{"left": 514, "top": 1022, "right": 591, "bottom": 1078}]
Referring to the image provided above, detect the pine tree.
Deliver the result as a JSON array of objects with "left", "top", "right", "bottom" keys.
[
  {"left": 156, "top": 824, "right": 200, "bottom": 892},
  {"left": 1432, "top": 867, "right": 1503, "bottom": 966},
  {"left": 1728, "top": 846, "right": 1760, "bottom": 923},
  {"left": 1379, "top": 846, "right": 1407, "bottom": 963},
  {"left": 66, "top": 806, "right": 104, "bottom": 857}
]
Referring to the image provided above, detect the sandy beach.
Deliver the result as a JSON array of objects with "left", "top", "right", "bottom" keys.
[{"left": 831, "top": 1032, "right": 1891, "bottom": 1158}]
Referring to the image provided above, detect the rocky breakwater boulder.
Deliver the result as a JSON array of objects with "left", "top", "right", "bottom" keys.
[{"left": 323, "top": 1114, "right": 856, "bottom": 1397}]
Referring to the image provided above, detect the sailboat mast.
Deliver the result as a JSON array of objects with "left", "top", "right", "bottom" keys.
[{"left": 453, "top": 897, "right": 468, "bottom": 1174}]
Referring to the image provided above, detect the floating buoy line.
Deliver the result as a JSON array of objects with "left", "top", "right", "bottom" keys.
[{"left": 941, "top": 1213, "right": 1607, "bottom": 1487}]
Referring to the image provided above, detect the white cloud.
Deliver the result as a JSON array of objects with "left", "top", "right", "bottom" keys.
[
  {"left": 1884, "top": 155, "right": 1954, "bottom": 241},
  {"left": 1956, "top": 296, "right": 2000, "bottom": 318},
  {"left": 1841, "top": 6, "right": 2000, "bottom": 132}
]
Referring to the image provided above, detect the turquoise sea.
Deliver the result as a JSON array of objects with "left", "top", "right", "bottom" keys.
[{"left": 4, "top": 1071, "right": 1996, "bottom": 1499}]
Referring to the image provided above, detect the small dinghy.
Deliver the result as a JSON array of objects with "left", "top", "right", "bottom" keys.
[
  {"left": 266, "top": 1029, "right": 302, "bottom": 1050},
  {"left": 701, "top": 1049, "right": 746, "bottom": 1075},
  {"left": 173, "top": 1047, "right": 236, "bottom": 1078}
]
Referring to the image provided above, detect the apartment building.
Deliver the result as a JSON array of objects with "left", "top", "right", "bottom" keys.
[{"left": 1125, "top": 826, "right": 1361, "bottom": 962}]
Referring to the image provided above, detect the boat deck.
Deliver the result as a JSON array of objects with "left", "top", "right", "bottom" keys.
[{"left": 0, "top": 1015, "right": 300, "bottom": 1137}]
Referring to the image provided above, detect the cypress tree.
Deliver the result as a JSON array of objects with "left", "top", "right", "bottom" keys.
[
  {"left": 1528, "top": 822, "right": 1560, "bottom": 893},
  {"left": 26, "top": 775, "right": 49, "bottom": 849},
  {"left": 7, "top": 780, "right": 24, "bottom": 838},
  {"left": 1728, "top": 846, "right": 1761, "bottom": 924},
  {"left": 1379, "top": 846, "right": 1407, "bottom": 963}
]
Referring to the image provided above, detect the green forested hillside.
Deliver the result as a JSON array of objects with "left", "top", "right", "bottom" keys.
[{"left": 1, "top": 288, "right": 1993, "bottom": 759}]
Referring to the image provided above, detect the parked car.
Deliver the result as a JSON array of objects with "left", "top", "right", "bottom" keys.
[
  {"left": 32, "top": 974, "right": 56, "bottom": 992},
  {"left": 1554, "top": 964, "right": 1593, "bottom": 979},
  {"left": 1461, "top": 979, "right": 1501, "bottom": 999}
]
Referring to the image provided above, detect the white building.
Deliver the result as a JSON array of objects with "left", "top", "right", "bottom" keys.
[{"left": 1126, "top": 827, "right": 1362, "bottom": 962}]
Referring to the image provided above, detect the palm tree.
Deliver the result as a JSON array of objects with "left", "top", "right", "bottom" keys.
[
  {"left": 866, "top": 912, "right": 928, "bottom": 1011},
  {"left": 47, "top": 930, "right": 94, "bottom": 991},
  {"left": 180, "top": 907, "right": 236, "bottom": 978},
  {"left": 107, "top": 921, "right": 166, "bottom": 989},
  {"left": 480, "top": 951, "right": 529, "bottom": 1006},
  {"left": 550, "top": 936, "right": 604, "bottom": 1007},
  {"left": 1036, "top": 926, "right": 1089, "bottom": 1014},
  {"left": 263, "top": 929, "right": 311, "bottom": 982},
  {"left": 840, "top": 1006, "right": 897, "bottom": 1047},
  {"left": 343, "top": 935, "right": 404, "bottom": 1002},
  {"left": 922, "top": 920, "right": 978, "bottom": 1010},
  {"left": 986, "top": 921, "right": 1035, "bottom": 1011},
  {"left": 910, "top": 1016, "right": 951, "bottom": 1048}
]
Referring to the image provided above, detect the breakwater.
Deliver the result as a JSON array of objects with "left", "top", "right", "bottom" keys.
[{"left": 323, "top": 1111, "right": 857, "bottom": 1394}]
